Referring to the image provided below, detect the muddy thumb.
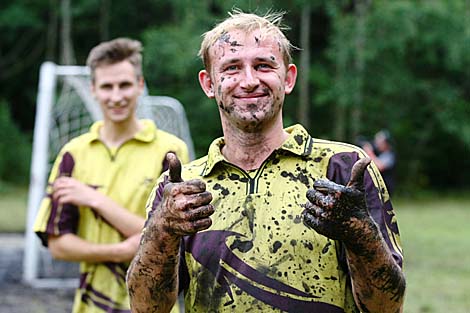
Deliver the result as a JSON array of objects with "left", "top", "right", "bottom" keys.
[
  {"left": 167, "top": 152, "right": 183, "bottom": 183},
  {"left": 346, "top": 157, "right": 371, "bottom": 190}
]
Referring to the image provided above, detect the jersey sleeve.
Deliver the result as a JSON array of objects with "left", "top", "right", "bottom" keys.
[
  {"left": 33, "top": 149, "right": 79, "bottom": 247},
  {"left": 178, "top": 141, "right": 190, "bottom": 164}
]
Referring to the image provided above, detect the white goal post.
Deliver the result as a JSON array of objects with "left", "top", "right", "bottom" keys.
[{"left": 23, "top": 62, "right": 196, "bottom": 288}]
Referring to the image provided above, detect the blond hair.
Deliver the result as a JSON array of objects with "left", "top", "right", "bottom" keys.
[
  {"left": 198, "top": 10, "right": 294, "bottom": 72},
  {"left": 86, "top": 37, "right": 143, "bottom": 81}
]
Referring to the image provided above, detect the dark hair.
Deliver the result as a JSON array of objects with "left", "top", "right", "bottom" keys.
[
  {"left": 86, "top": 38, "right": 143, "bottom": 81},
  {"left": 376, "top": 129, "right": 393, "bottom": 145}
]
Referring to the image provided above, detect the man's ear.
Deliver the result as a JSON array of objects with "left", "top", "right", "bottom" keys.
[
  {"left": 90, "top": 81, "right": 96, "bottom": 98},
  {"left": 284, "top": 64, "right": 297, "bottom": 95},
  {"left": 138, "top": 76, "right": 145, "bottom": 94},
  {"left": 198, "top": 70, "right": 215, "bottom": 98}
]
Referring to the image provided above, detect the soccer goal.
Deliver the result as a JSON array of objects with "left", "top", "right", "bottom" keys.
[{"left": 23, "top": 61, "right": 195, "bottom": 288}]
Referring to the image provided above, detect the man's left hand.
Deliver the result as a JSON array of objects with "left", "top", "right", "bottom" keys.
[{"left": 302, "top": 157, "right": 376, "bottom": 246}]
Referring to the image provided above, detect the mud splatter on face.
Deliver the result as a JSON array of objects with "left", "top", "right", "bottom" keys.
[
  {"left": 218, "top": 32, "right": 243, "bottom": 47},
  {"left": 218, "top": 32, "right": 230, "bottom": 44}
]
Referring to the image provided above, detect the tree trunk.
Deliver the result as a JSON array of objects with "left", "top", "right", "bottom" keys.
[
  {"left": 333, "top": 11, "right": 347, "bottom": 141},
  {"left": 298, "top": 4, "right": 311, "bottom": 130},
  {"left": 46, "top": 0, "right": 58, "bottom": 61},
  {"left": 350, "top": 0, "right": 370, "bottom": 141},
  {"left": 100, "top": 0, "right": 110, "bottom": 41},
  {"left": 60, "top": 0, "right": 75, "bottom": 65}
]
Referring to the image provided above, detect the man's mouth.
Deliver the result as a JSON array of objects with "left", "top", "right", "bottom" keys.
[{"left": 235, "top": 92, "right": 266, "bottom": 98}]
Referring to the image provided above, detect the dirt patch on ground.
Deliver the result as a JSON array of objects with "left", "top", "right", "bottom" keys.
[
  {"left": 0, "top": 283, "right": 74, "bottom": 313},
  {"left": 0, "top": 234, "right": 73, "bottom": 313}
]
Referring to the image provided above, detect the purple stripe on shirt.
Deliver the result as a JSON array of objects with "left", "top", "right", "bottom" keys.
[
  {"left": 79, "top": 271, "right": 130, "bottom": 313},
  {"left": 104, "top": 262, "right": 127, "bottom": 286},
  {"left": 183, "top": 230, "right": 345, "bottom": 312},
  {"left": 45, "top": 152, "right": 79, "bottom": 237}
]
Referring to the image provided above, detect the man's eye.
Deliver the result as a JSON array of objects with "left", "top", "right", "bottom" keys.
[
  {"left": 120, "top": 82, "right": 132, "bottom": 89},
  {"left": 256, "top": 64, "right": 271, "bottom": 70},
  {"left": 225, "top": 65, "right": 238, "bottom": 72}
]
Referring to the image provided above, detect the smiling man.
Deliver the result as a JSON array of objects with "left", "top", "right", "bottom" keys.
[
  {"left": 33, "top": 38, "right": 189, "bottom": 313},
  {"left": 128, "top": 11, "right": 405, "bottom": 313}
]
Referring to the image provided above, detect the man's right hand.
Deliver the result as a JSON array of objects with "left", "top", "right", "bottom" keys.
[{"left": 154, "top": 153, "right": 214, "bottom": 237}]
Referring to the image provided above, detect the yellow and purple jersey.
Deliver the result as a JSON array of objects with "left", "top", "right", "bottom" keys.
[
  {"left": 34, "top": 119, "right": 189, "bottom": 313},
  {"left": 146, "top": 124, "right": 402, "bottom": 313}
]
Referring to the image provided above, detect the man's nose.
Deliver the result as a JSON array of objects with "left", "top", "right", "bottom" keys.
[
  {"left": 110, "top": 86, "right": 123, "bottom": 102},
  {"left": 240, "top": 67, "right": 259, "bottom": 90}
]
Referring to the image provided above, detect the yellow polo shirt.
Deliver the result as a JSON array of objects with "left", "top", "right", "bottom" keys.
[
  {"left": 34, "top": 119, "right": 189, "bottom": 313},
  {"left": 146, "top": 124, "right": 402, "bottom": 313}
]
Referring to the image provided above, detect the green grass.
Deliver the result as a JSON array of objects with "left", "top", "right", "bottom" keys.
[
  {"left": 0, "top": 184, "right": 28, "bottom": 232},
  {"left": 0, "top": 186, "right": 469, "bottom": 311},
  {"left": 395, "top": 195, "right": 470, "bottom": 313}
]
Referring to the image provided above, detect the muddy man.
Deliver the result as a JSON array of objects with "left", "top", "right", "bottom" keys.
[{"left": 127, "top": 10, "right": 405, "bottom": 313}]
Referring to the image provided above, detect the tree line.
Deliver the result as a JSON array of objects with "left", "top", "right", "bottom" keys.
[{"left": 0, "top": 0, "right": 468, "bottom": 193}]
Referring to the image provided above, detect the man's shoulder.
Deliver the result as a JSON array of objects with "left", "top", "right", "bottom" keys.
[
  {"left": 181, "top": 155, "right": 209, "bottom": 178},
  {"left": 311, "top": 137, "right": 363, "bottom": 154},
  {"left": 155, "top": 128, "right": 186, "bottom": 146},
  {"left": 60, "top": 131, "right": 96, "bottom": 152},
  {"left": 299, "top": 136, "right": 368, "bottom": 170}
]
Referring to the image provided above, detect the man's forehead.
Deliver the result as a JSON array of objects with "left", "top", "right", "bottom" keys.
[
  {"left": 210, "top": 29, "right": 281, "bottom": 59},
  {"left": 214, "top": 29, "right": 279, "bottom": 46}
]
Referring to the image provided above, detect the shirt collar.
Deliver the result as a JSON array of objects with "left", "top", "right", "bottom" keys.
[
  {"left": 86, "top": 119, "right": 157, "bottom": 144},
  {"left": 201, "top": 124, "right": 313, "bottom": 177}
]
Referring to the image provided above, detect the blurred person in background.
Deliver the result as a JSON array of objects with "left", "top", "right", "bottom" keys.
[
  {"left": 363, "top": 129, "right": 396, "bottom": 195},
  {"left": 33, "top": 37, "right": 188, "bottom": 313}
]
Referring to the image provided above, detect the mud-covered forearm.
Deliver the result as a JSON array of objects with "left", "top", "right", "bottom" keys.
[
  {"left": 303, "top": 158, "right": 405, "bottom": 313},
  {"left": 127, "top": 219, "right": 181, "bottom": 313},
  {"left": 127, "top": 153, "right": 214, "bottom": 312},
  {"left": 344, "top": 221, "right": 405, "bottom": 313}
]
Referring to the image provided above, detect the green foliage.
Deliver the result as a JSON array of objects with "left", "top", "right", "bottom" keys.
[
  {"left": 0, "top": 0, "right": 468, "bottom": 189},
  {"left": 0, "top": 1, "right": 45, "bottom": 29},
  {"left": 316, "top": 0, "right": 470, "bottom": 189},
  {"left": 0, "top": 184, "right": 28, "bottom": 232},
  {"left": 0, "top": 101, "right": 31, "bottom": 184}
]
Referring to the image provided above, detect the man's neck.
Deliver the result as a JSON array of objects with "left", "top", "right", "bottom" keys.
[
  {"left": 100, "top": 118, "right": 142, "bottom": 148},
  {"left": 221, "top": 122, "right": 289, "bottom": 171}
]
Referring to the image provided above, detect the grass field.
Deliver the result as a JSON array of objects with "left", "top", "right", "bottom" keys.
[
  {"left": 0, "top": 184, "right": 28, "bottom": 232},
  {"left": 0, "top": 185, "right": 469, "bottom": 312},
  {"left": 395, "top": 195, "right": 470, "bottom": 313}
]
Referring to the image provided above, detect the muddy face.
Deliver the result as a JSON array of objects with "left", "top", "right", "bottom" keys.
[{"left": 207, "top": 29, "right": 296, "bottom": 132}]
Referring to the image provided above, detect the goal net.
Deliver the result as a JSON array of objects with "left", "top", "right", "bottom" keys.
[{"left": 23, "top": 62, "right": 195, "bottom": 288}]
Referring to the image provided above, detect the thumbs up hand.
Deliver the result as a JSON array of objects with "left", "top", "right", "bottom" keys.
[
  {"left": 154, "top": 153, "right": 214, "bottom": 237},
  {"left": 303, "top": 157, "right": 379, "bottom": 250}
]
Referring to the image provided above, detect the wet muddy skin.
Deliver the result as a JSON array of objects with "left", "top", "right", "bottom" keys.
[{"left": 302, "top": 158, "right": 378, "bottom": 256}]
